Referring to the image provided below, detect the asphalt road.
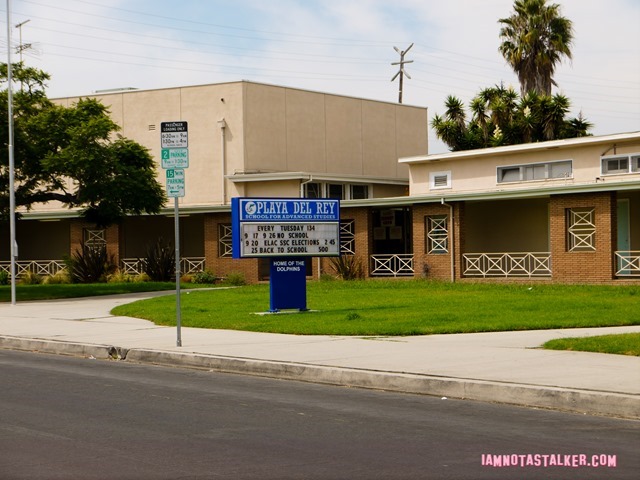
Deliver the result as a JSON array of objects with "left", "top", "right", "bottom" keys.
[{"left": 0, "top": 349, "right": 638, "bottom": 480}]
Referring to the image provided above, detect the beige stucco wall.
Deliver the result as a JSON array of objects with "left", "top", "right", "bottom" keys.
[
  {"left": 49, "top": 81, "right": 428, "bottom": 214},
  {"left": 242, "top": 83, "right": 427, "bottom": 180},
  {"left": 408, "top": 138, "right": 640, "bottom": 197}
]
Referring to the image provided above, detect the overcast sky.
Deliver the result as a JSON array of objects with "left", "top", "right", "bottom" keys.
[{"left": 3, "top": 0, "right": 639, "bottom": 153}]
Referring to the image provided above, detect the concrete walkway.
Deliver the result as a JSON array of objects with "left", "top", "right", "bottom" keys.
[{"left": 1, "top": 291, "right": 639, "bottom": 419}]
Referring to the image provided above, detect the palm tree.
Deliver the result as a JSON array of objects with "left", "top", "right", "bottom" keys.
[{"left": 498, "top": 0, "right": 573, "bottom": 96}]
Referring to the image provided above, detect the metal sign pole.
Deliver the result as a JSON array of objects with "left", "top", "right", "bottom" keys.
[
  {"left": 174, "top": 196, "right": 182, "bottom": 347},
  {"left": 6, "top": 0, "right": 17, "bottom": 305}
]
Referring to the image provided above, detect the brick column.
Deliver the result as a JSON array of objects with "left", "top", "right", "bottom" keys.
[
  {"left": 412, "top": 203, "right": 452, "bottom": 280},
  {"left": 549, "top": 192, "right": 616, "bottom": 283}
]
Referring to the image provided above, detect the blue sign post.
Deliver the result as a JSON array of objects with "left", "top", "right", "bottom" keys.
[{"left": 232, "top": 198, "right": 340, "bottom": 312}]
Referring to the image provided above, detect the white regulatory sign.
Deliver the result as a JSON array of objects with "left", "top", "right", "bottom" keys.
[
  {"left": 161, "top": 148, "right": 189, "bottom": 169},
  {"left": 241, "top": 222, "right": 339, "bottom": 257},
  {"left": 166, "top": 168, "right": 185, "bottom": 198}
]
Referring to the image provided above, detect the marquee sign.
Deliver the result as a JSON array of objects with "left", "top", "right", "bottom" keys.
[{"left": 232, "top": 198, "right": 340, "bottom": 258}]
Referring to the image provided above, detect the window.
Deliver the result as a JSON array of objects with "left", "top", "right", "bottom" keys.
[
  {"left": 350, "top": 184, "right": 369, "bottom": 200},
  {"left": 601, "top": 153, "right": 640, "bottom": 175},
  {"left": 303, "top": 181, "right": 371, "bottom": 199},
  {"left": 340, "top": 220, "right": 355, "bottom": 254},
  {"left": 602, "top": 156, "right": 628, "bottom": 174},
  {"left": 304, "top": 182, "right": 322, "bottom": 198},
  {"left": 567, "top": 208, "right": 596, "bottom": 252},
  {"left": 426, "top": 215, "right": 448, "bottom": 254},
  {"left": 218, "top": 224, "right": 233, "bottom": 257},
  {"left": 327, "top": 183, "right": 344, "bottom": 199},
  {"left": 430, "top": 171, "right": 451, "bottom": 190},
  {"left": 497, "top": 160, "right": 572, "bottom": 183}
]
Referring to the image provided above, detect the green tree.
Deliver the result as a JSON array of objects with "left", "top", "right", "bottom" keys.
[
  {"left": 431, "top": 84, "right": 591, "bottom": 151},
  {"left": 499, "top": 0, "right": 574, "bottom": 96},
  {"left": 0, "top": 63, "right": 165, "bottom": 226}
]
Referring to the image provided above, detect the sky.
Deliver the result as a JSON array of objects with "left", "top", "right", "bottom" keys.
[{"left": 2, "top": 0, "right": 639, "bottom": 153}]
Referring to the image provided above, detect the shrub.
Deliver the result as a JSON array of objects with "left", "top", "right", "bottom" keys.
[
  {"left": 0, "top": 270, "right": 8, "bottom": 285},
  {"left": 107, "top": 270, "right": 133, "bottom": 283},
  {"left": 133, "top": 273, "right": 151, "bottom": 283},
  {"left": 65, "top": 245, "right": 116, "bottom": 284},
  {"left": 330, "top": 255, "right": 364, "bottom": 280},
  {"left": 20, "top": 271, "right": 43, "bottom": 285},
  {"left": 193, "top": 269, "right": 219, "bottom": 284},
  {"left": 144, "top": 239, "right": 175, "bottom": 282},
  {"left": 222, "top": 272, "right": 246, "bottom": 286},
  {"left": 43, "top": 271, "right": 71, "bottom": 284}
]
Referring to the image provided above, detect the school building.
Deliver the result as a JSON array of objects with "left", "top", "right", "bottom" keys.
[{"left": 1, "top": 80, "right": 638, "bottom": 284}]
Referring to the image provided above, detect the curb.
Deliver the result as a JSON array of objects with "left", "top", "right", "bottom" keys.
[{"left": 2, "top": 335, "right": 638, "bottom": 420}]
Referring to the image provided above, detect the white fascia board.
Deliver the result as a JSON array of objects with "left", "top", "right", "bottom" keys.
[
  {"left": 226, "top": 171, "right": 408, "bottom": 185},
  {"left": 400, "top": 131, "right": 640, "bottom": 165}
]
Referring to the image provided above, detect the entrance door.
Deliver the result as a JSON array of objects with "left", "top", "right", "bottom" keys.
[{"left": 617, "top": 199, "right": 631, "bottom": 275}]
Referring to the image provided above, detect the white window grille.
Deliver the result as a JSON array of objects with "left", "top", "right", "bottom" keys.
[
  {"left": 83, "top": 229, "right": 106, "bottom": 249},
  {"left": 567, "top": 208, "right": 596, "bottom": 252},
  {"left": 340, "top": 220, "right": 355, "bottom": 254},
  {"left": 218, "top": 224, "right": 233, "bottom": 257},
  {"left": 426, "top": 215, "right": 448, "bottom": 254},
  {"left": 429, "top": 171, "right": 451, "bottom": 190}
]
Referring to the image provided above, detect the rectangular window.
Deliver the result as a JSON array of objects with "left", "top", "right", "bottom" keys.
[
  {"left": 498, "top": 160, "right": 572, "bottom": 183},
  {"left": 327, "top": 183, "right": 344, "bottom": 199},
  {"left": 601, "top": 153, "right": 640, "bottom": 175},
  {"left": 567, "top": 208, "right": 596, "bottom": 252},
  {"left": 426, "top": 215, "right": 448, "bottom": 254},
  {"left": 350, "top": 184, "right": 369, "bottom": 200},
  {"left": 304, "top": 182, "right": 322, "bottom": 198},
  {"left": 524, "top": 164, "right": 545, "bottom": 181},
  {"left": 218, "top": 224, "right": 233, "bottom": 258},
  {"left": 430, "top": 171, "right": 451, "bottom": 190},
  {"left": 549, "top": 161, "right": 572, "bottom": 178},
  {"left": 602, "top": 156, "right": 628, "bottom": 175}
]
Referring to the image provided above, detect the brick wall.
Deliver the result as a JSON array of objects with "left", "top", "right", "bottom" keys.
[
  {"left": 69, "top": 220, "right": 120, "bottom": 264},
  {"left": 412, "top": 203, "right": 454, "bottom": 281},
  {"left": 320, "top": 206, "right": 371, "bottom": 278},
  {"left": 203, "top": 213, "right": 261, "bottom": 283},
  {"left": 549, "top": 192, "right": 616, "bottom": 283}
]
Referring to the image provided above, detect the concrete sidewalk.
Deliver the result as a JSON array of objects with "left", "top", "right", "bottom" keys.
[{"left": 1, "top": 292, "right": 639, "bottom": 419}]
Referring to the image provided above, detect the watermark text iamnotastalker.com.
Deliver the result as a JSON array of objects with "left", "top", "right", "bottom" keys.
[{"left": 481, "top": 453, "right": 617, "bottom": 468}]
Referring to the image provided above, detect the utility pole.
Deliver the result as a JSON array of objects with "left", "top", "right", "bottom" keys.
[
  {"left": 391, "top": 43, "right": 414, "bottom": 104},
  {"left": 15, "top": 18, "right": 30, "bottom": 63}
]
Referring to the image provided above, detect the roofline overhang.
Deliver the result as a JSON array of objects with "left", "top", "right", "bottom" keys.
[
  {"left": 400, "top": 131, "right": 640, "bottom": 165},
  {"left": 17, "top": 179, "right": 640, "bottom": 220},
  {"left": 226, "top": 171, "right": 409, "bottom": 186}
]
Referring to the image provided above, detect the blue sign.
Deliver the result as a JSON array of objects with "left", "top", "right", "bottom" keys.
[
  {"left": 232, "top": 197, "right": 341, "bottom": 313},
  {"left": 236, "top": 198, "right": 339, "bottom": 222},
  {"left": 232, "top": 198, "right": 340, "bottom": 259},
  {"left": 270, "top": 259, "right": 307, "bottom": 311}
]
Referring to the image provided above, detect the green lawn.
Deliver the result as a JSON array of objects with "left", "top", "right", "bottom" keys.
[
  {"left": 110, "top": 280, "right": 640, "bottom": 336},
  {"left": 543, "top": 333, "right": 640, "bottom": 356},
  {"left": 0, "top": 282, "right": 205, "bottom": 302}
]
